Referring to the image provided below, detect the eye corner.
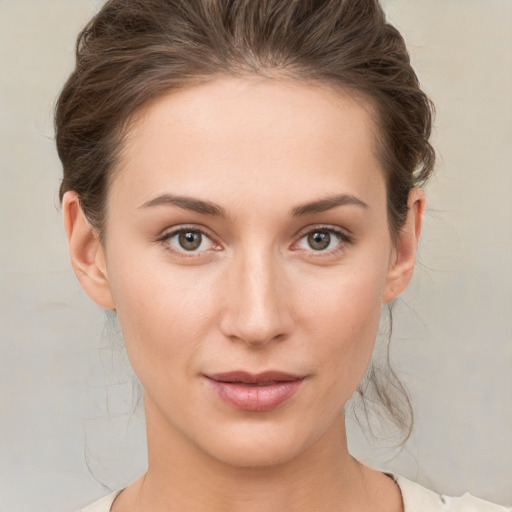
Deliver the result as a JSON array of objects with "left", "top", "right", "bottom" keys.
[
  {"left": 157, "top": 224, "right": 222, "bottom": 258},
  {"left": 291, "top": 224, "right": 354, "bottom": 257}
]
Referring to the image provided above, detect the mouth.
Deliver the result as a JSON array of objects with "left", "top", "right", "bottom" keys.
[
  {"left": 204, "top": 371, "right": 306, "bottom": 411},
  {"left": 207, "top": 370, "right": 304, "bottom": 385}
]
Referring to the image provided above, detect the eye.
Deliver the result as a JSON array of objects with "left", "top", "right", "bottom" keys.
[
  {"left": 306, "top": 231, "right": 333, "bottom": 251},
  {"left": 294, "top": 227, "right": 351, "bottom": 254},
  {"left": 160, "top": 227, "right": 217, "bottom": 255}
]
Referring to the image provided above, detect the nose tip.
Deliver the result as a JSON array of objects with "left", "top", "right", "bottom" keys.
[
  {"left": 219, "top": 254, "right": 292, "bottom": 347},
  {"left": 220, "top": 288, "right": 289, "bottom": 347},
  {"left": 228, "top": 318, "right": 286, "bottom": 347}
]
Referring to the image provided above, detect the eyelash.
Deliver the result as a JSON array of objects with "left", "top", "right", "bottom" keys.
[
  {"left": 292, "top": 225, "right": 353, "bottom": 257},
  {"left": 157, "top": 225, "right": 353, "bottom": 258},
  {"left": 158, "top": 225, "right": 220, "bottom": 258}
]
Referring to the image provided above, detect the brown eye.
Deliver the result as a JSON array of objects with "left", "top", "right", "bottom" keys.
[
  {"left": 162, "top": 227, "right": 216, "bottom": 256},
  {"left": 178, "top": 231, "right": 203, "bottom": 251},
  {"left": 307, "top": 231, "right": 331, "bottom": 251}
]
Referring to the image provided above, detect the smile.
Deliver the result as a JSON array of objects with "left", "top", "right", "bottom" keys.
[{"left": 205, "top": 371, "right": 306, "bottom": 412}]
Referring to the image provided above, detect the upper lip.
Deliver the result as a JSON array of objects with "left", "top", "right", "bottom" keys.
[{"left": 205, "top": 371, "right": 305, "bottom": 384}]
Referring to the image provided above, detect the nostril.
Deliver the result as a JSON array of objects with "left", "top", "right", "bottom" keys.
[{"left": 218, "top": 261, "right": 293, "bottom": 345}]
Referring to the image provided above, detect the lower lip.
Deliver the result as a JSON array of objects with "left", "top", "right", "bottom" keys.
[{"left": 206, "top": 378, "right": 304, "bottom": 412}]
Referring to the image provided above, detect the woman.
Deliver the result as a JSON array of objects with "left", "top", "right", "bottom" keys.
[{"left": 55, "top": 0, "right": 510, "bottom": 511}]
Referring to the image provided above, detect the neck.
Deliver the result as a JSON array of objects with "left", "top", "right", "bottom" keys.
[{"left": 115, "top": 397, "right": 401, "bottom": 512}]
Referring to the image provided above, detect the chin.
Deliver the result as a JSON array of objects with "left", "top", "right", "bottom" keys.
[
  {"left": 209, "top": 440, "right": 305, "bottom": 469},
  {"left": 197, "top": 420, "right": 320, "bottom": 469}
]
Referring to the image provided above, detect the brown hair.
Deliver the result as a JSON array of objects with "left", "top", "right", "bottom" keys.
[{"left": 55, "top": 0, "right": 435, "bottom": 439}]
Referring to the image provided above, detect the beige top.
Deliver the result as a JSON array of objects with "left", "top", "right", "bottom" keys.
[{"left": 78, "top": 475, "right": 511, "bottom": 512}]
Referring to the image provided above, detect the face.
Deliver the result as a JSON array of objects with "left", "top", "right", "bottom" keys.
[{"left": 67, "top": 76, "right": 421, "bottom": 468}]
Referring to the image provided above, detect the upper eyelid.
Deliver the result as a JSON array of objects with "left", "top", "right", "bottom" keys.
[
  {"left": 157, "top": 224, "right": 352, "bottom": 249},
  {"left": 158, "top": 226, "right": 219, "bottom": 258},
  {"left": 157, "top": 225, "right": 219, "bottom": 253},
  {"left": 294, "top": 224, "right": 352, "bottom": 240},
  {"left": 159, "top": 224, "right": 215, "bottom": 240},
  {"left": 291, "top": 225, "right": 353, "bottom": 253}
]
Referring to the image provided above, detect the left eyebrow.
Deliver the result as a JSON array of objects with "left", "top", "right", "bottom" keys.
[{"left": 291, "top": 194, "right": 368, "bottom": 217}]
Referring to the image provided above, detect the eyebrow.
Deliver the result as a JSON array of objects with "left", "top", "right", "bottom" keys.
[
  {"left": 291, "top": 194, "right": 368, "bottom": 217},
  {"left": 139, "top": 194, "right": 227, "bottom": 217},
  {"left": 139, "top": 192, "right": 368, "bottom": 218}
]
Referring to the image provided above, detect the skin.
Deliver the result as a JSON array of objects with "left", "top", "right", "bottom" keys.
[{"left": 63, "top": 76, "right": 424, "bottom": 511}]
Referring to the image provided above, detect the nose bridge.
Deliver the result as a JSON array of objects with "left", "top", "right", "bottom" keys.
[{"left": 220, "top": 243, "right": 290, "bottom": 346}]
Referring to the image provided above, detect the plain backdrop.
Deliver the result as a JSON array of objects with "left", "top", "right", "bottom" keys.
[{"left": 1, "top": 1, "right": 511, "bottom": 511}]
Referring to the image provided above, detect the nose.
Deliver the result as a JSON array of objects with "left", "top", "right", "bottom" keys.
[{"left": 219, "top": 247, "right": 293, "bottom": 348}]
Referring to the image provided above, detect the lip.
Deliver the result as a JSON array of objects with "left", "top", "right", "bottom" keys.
[{"left": 205, "top": 371, "right": 305, "bottom": 412}]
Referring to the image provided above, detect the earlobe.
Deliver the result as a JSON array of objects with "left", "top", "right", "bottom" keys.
[
  {"left": 62, "top": 191, "right": 115, "bottom": 310},
  {"left": 383, "top": 188, "right": 425, "bottom": 303}
]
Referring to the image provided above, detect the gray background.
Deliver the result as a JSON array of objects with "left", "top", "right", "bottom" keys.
[{"left": 1, "top": 1, "right": 511, "bottom": 511}]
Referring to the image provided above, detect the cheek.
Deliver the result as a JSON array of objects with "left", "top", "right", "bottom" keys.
[
  {"left": 106, "top": 253, "right": 220, "bottom": 383},
  {"left": 299, "top": 264, "right": 387, "bottom": 394},
  {"left": 105, "top": 227, "right": 390, "bottom": 411}
]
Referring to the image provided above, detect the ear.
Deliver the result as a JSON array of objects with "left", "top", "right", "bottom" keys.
[
  {"left": 383, "top": 188, "right": 425, "bottom": 303},
  {"left": 62, "top": 191, "right": 115, "bottom": 310}
]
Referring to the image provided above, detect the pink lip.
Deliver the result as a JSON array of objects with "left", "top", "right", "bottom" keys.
[{"left": 205, "top": 371, "right": 305, "bottom": 412}]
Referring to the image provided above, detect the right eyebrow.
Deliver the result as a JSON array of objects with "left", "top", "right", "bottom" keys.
[{"left": 138, "top": 194, "right": 227, "bottom": 217}]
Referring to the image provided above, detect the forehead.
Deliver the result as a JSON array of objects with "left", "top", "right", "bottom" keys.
[{"left": 112, "top": 76, "right": 385, "bottom": 210}]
